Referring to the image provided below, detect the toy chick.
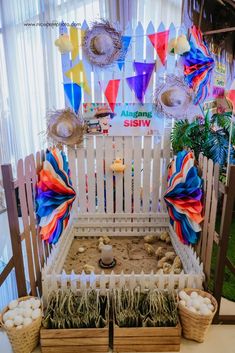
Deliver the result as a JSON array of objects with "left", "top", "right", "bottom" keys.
[{"left": 55, "top": 34, "right": 73, "bottom": 54}]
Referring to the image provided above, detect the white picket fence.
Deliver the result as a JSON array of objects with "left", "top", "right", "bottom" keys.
[{"left": 42, "top": 222, "right": 204, "bottom": 303}]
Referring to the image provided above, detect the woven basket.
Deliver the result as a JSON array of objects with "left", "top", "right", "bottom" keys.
[
  {"left": 0, "top": 296, "right": 42, "bottom": 353},
  {"left": 178, "top": 288, "right": 217, "bottom": 343}
]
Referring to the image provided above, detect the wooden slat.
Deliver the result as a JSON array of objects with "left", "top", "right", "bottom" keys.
[
  {"left": 204, "top": 163, "right": 220, "bottom": 282},
  {"left": 25, "top": 154, "right": 42, "bottom": 294},
  {"left": 151, "top": 136, "right": 161, "bottom": 212},
  {"left": 161, "top": 127, "right": 171, "bottom": 211},
  {"left": 35, "top": 152, "right": 45, "bottom": 268},
  {"left": 0, "top": 257, "right": 14, "bottom": 286},
  {"left": 114, "top": 137, "right": 124, "bottom": 213},
  {"left": 96, "top": 136, "right": 105, "bottom": 213},
  {"left": 133, "top": 137, "right": 142, "bottom": 213},
  {"left": 17, "top": 159, "right": 37, "bottom": 296},
  {"left": 142, "top": 136, "right": 152, "bottom": 212},
  {"left": 67, "top": 147, "right": 78, "bottom": 216},
  {"left": 201, "top": 159, "right": 214, "bottom": 265},
  {"left": 41, "top": 337, "right": 108, "bottom": 346},
  {"left": 114, "top": 325, "right": 181, "bottom": 337},
  {"left": 113, "top": 344, "right": 180, "bottom": 352},
  {"left": 77, "top": 141, "right": 87, "bottom": 213},
  {"left": 87, "top": 136, "right": 96, "bottom": 212},
  {"left": 40, "top": 328, "right": 108, "bottom": 338},
  {"left": 124, "top": 137, "right": 133, "bottom": 213},
  {"left": 104, "top": 137, "right": 114, "bottom": 213},
  {"left": 114, "top": 336, "right": 180, "bottom": 347},
  {"left": 114, "top": 336, "right": 180, "bottom": 344},
  {"left": 41, "top": 346, "right": 108, "bottom": 353},
  {"left": 1, "top": 164, "right": 27, "bottom": 297}
]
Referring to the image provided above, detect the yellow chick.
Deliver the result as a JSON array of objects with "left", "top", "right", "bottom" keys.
[
  {"left": 175, "top": 35, "right": 190, "bottom": 55},
  {"left": 55, "top": 34, "right": 73, "bottom": 54}
]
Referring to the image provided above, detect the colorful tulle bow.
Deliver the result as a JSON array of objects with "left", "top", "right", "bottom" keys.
[
  {"left": 164, "top": 151, "right": 203, "bottom": 245},
  {"left": 183, "top": 25, "right": 215, "bottom": 104},
  {"left": 36, "top": 148, "right": 76, "bottom": 244}
]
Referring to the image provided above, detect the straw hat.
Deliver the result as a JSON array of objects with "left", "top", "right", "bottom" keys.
[
  {"left": 47, "top": 108, "right": 85, "bottom": 146},
  {"left": 153, "top": 75, "right": 195, "bottom": 119},
  {"left": 83, "top": 20, "right": 122, "bottom": 67}
]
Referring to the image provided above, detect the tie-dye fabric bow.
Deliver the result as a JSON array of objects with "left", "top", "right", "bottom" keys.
[
  {"left": 164, "top": 151, "right": 203, "bottom": 245},
  {"left": 36, "top": 148, "right": 76, "bottom": 244},
  {"left": 183, "top": 25, "right": 215, "bottom": 104}
]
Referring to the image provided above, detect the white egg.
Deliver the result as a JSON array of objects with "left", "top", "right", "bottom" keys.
[
  {"left": 200, "top": 307, "right": 211, "bottom": 315},
  {"left": 23, "top": 317, "right": 32, "bottom": 326},
  {"left": 192, "top": 299, "right": 201, "bottom": 310},
  {"left": 16, "top": 325, "right": 23, "bottom": 330},
  {"left": 5, "top": 320, "right": 14, "bottom": 329},
  {"left": 179, "top": 291, "right": 187, "bottom": 300},
  {"left": 23, "top": 308, "right": 33, "bottom": 318},
  {"left": 186, "top": 298, "right": 193, "bottom": 307},
  {"left": 19, "top": 301, "right": 26, "bottom": 308},
  {"left": 8, "top": 300, "right": 18, "bottom": 310},
  {"left": 31, "top": 299, "right": 41, "bottom": 310},
  {"left": 14, "top": 315, "right": 24, "bottom": 326},
  {"left": 31, "top": 308, "right": 41, "bottom": 320},
  {"left": 203, "top": 297, "right": 211, "bottom": 305},
  {"left": 188, "top": 306, "right": 197, "bottom": 313},
  {"left": 3, "top": 312, "right": 10, "bottom": 323},
  {"left": 5, "top": 310, "right": 16, "bottom": 320},
  {"left": 23, "top": 301, "right": 32, "bottom": 309},
  {"left": 14, "top": 308, "right": 23, "bottom": 315},
  {"left": 207, "top": 304, "right": 215, "bottom": 312},
  {"left": 190, "top": 291, "right": 198, "bottom": 299},
  {"left": 179, "top": 300, "right": 186, "bottom": 306}
]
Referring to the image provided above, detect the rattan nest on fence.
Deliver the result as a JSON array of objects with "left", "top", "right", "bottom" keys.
[{"left": 83, "top": 20, "right": 122, "bottom": 67}]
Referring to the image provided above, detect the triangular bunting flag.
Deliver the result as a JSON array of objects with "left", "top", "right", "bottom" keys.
[
  {"left": 70, "top": 27, "right": 79, "bottom": 61},
  {"left": 126, "top": 73, "right": 152, "bottom": 104},
  {"left": 133, "top": 62, "right": 155, "bottom": 76},
  {"left": 117, "top": 36, "right": 132, "bottom": 70},
  {"left": 63, "top": 83, "right": 82, "bottom": 113},
  {"left": 104, "top": 79, "right": 120, "bottom": 112},
  {"left": 148, "top": 30, "right": 169, "bottom": 65},
  {"left": 65, "top": 61, "right": 91, "bottom": 94}
]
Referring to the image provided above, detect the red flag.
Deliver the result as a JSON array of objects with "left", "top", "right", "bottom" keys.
[
  {"left": 148, "top": 30, "right": 169, "bottom": 65},
  {"left": 104, "top": 79, "right": 120, "bottom": 112}
]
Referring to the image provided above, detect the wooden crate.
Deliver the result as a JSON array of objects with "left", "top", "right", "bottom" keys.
[
  {"left": 113, "top": 324, "right": 181, "bottom": 352},
  {"left": 40, "top": 327, "right": 109, "bottom": 353}
]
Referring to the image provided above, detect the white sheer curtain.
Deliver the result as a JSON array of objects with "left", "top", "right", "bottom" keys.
[
  {"left": 0, "top": 0, "right": 107, "bottom": 168},
  {"left": 0, "top": 0, "right": 182, "bottom": 170}
]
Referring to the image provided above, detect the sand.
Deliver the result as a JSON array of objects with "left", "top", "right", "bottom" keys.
[{"left": 63, "top": 236, "right": 178, "bottom": 274}]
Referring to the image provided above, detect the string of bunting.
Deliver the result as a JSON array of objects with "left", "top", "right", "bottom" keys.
[{"left": 57, "top": 23, "right": 216, "bottom": 113}]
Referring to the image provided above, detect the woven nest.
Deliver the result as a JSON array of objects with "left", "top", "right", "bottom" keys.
[
  {"left": 83, "top": 20, "right": 122, "bottom": 67},
  {"left": 153, "top": 76, "right": 195, "bottom": 119},
  {"left": 46, "top": 108, "right": 85, "bottom": 147}
]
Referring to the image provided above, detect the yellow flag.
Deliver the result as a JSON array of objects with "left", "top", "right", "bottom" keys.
[
  {"left": 70, "top": 28, "right": 85, "bottom": 61},
  {"left": 65, "top": 62, "right": 91, "bottom": 95}
]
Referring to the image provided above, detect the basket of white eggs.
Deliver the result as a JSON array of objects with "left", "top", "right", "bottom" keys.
[
  {"left": 0, "top": 296, "right": 42, "bottom": 353},
  {"left": 178, "top": 288, "right": 218, "bottom": 343}
]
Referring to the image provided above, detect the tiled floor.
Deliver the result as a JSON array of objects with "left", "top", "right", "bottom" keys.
[{"left": 1, "top": 324, "right": 235, "bottom": 353}]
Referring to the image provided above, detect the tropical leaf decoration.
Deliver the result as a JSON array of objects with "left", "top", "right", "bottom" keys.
[{"left": 171, "top": 111, "right": 235, "bottom": 168}]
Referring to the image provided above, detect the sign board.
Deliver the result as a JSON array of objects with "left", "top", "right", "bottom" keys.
[{"left": 83, "top": 103, "right": 171, "bottom": 136}]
